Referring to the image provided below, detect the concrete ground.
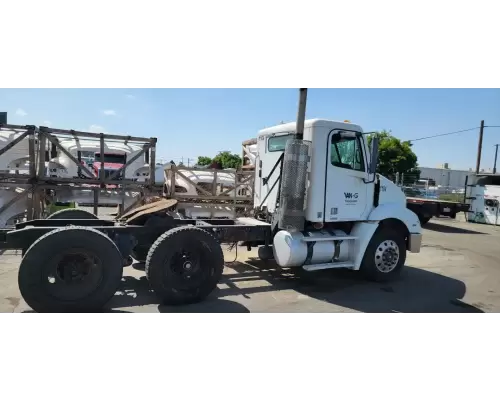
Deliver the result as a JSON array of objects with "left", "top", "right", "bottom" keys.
[{"left": 2, "top": 216, "right": 500, "bottom": 313}]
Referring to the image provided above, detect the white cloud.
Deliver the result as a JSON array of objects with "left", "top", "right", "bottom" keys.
[
  {"left": 102, "top": 109, "right": 117, "bottom": 116},
  {"left": 89, "top": 124, "right": 106, "bottom": 133},
  {"left": 16, "top": 108, "right": 27, "bottom": 116},
  {"left": 125, "top": 94, "right": 135, "bottom": 100},
  {"left": 43, "top": 120, "right": 52, "bottom": 126}
]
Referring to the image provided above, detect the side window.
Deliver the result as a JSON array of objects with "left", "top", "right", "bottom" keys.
[
  {"left": 268, "top": 134, "right": 295, "bottom": 152},
  {"left": 331, "top": 135, "right": 365, "bottom": 171}
]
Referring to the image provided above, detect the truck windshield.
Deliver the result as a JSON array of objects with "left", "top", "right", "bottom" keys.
[{"left": 94, "top": 153, "right": 126, "bottom": 164}]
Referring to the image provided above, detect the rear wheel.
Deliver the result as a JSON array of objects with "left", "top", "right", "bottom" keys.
[
  {"left": 145, "top": 226, "right": 224, "bottom": 305},
  {"left": 18, "top": 227, "right": 123, "bottom": 312},
  {"left": 47, "top": 209, "right": 98, "bottom": 220},
  {"left": 360, "top": 227, "right": 407, "bottom": 282}
]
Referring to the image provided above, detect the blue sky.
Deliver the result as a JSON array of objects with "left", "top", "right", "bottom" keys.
[{"left": 1, "top": 89, "right": 499, "bottom": 170}]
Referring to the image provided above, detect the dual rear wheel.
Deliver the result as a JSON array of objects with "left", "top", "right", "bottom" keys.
[
  {"left": 18, "top": 219, "right": 404, "bottom": 312},
  {"left": 18, "top": 225, "right": 224, "bottom": 312}
]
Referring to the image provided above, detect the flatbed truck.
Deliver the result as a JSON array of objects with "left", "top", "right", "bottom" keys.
[{"left": 406, "top": 197, "right": 470, "bottom": 225}]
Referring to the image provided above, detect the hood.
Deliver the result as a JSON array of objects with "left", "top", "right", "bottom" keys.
[{"left": 93, "top": 161, "right": 124, "bottom": 170}]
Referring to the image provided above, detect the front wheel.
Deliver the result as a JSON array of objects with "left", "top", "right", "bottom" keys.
[{"left": 360, "top": 227, "right": 407, "bottom": 282}]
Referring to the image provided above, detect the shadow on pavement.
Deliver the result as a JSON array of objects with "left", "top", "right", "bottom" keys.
[
  {"left": 105, "top": 275, "right": 250, "bottom": 313},
  {"left": 103, "top": 257, "right": 483, "bottom": 313},
  {"left": 158, "top": 299, "right": 249, "bottom": 313},
  {"left": 218, "top": 258, "right": 483, "bottom": 313},
  {"left": 424, "top": 222, "right": 486, "bottom": 235}
]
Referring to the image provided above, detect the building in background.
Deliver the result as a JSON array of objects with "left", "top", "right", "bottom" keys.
[{"left": 418, "top": 164, "right": 476, "bottom": 190}]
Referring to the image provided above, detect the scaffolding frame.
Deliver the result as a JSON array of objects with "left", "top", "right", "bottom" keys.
[
  {"left": 163, "top": 164, "right": 254, "bottom": 217},
  {"left": 0, "top": 123, "right": 158, "bottom": 223},
  {"left": 241, "top": 138, "right": 257, "bottom": 171}
]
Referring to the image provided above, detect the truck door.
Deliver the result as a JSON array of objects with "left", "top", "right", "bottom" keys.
[
  {"left": 324, "top": 130, "right": 368, "bottom": 221},
  {"left": 469, "top": 185, "right": 485, "bottom": 223},
  {"left": 256, "top": 133, "right": 294, "bottom": 213}
]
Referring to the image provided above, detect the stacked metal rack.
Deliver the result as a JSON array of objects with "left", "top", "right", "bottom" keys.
[
  {"left": 0, "top": 123, "right": 158, "bottom": 225},
  {"left": 162, "top": 163, "right": 255, "bottom": 218}
]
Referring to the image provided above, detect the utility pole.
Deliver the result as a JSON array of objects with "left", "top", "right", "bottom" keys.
[
  {"left": 475, "top": 120, "right": 485, "bottom": 174},
  {"left": 494, "top": 144, "right": 499, "bottom": 174}
]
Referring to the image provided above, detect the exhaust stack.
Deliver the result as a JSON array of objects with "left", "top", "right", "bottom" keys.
[{"left": 277, "top": 139, "right": 310, "bottom": 232}]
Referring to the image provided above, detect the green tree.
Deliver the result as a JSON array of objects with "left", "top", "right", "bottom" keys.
[
  {"left": 197, "top": 156, "right": 213, "bottom": 166},
  {"left": 213, "top": 151, "right": 242, "bottom": 169},
  {"left": 367, "top": 130, "right": 420, "bottom": 184}
]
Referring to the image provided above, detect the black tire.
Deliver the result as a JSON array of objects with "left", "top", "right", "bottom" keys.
[
  {"left": 359, "top": 227, "right": 407, "bottom": 282},
  {"left": 47, "top": 209, "right": 98, "bottom": 220},
  {"left": 18, "top": 227, "right": 123, "bottom": 312},
  {"left": 145, "top": 226, "right": 224, "bottom": 305}
]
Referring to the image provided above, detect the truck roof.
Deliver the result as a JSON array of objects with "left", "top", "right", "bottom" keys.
[{"left": 258, "top": 119, "right": 363, "bottom": 137}]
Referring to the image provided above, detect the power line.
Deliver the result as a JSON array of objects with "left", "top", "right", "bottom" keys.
[
  {"left": 408, "top": 127, "right": 480, "bottom": 142},
  {"left": 486, "top": 125, "right": 500, "bottom": 128}
]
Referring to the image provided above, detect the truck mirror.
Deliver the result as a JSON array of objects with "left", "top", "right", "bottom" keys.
[{"left": 369, "top": 137, "right": 379, "bottom": 174}]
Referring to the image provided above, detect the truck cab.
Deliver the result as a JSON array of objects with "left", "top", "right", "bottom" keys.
[
  {"left": 253, "top": 119, "right": 422, "bottom": 279},
  {"left": 467, "top": 173, "right": 500, "bottom": 225},
  {"left": 93, "top": 152, "right": 126, "bottom": 180},
  {"left": 256, "top": 119, "right": 412, "bottom": 222}
]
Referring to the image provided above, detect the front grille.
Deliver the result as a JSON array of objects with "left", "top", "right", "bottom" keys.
[{"left": 99, "top": 169, "right": 123, "bottom": 180}]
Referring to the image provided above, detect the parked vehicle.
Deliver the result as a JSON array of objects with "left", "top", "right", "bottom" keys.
[
  {"left": 467, "top": 174, "right": 500, "bottom": 225},
  {"left": 0, "top": 114, "right": 423, "bottom": 312}
]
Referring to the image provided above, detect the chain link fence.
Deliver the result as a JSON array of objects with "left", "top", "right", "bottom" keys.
[{"left": 388, "top": 170, "right": 469, "bottom": 203}]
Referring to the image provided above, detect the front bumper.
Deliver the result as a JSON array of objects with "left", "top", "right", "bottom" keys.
[{"left": 408, "top": 233, "right": 422, "bottom": 253}]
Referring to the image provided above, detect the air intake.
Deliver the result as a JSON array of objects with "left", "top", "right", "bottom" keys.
[{"left": 278, "top": 139, "right": 311, "bottom": 231}]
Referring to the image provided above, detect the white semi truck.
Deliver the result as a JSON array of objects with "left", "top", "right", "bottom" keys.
[
  {"left": 0, "top": 90, "right": 423, "bottom": 312},
  {"left": 245, "top": 118, "right": 422, "bottom": 278}
]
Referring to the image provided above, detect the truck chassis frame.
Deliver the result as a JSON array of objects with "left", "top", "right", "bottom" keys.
[{"left": 0, "top": 211, "right": 272, "bottom": 313}]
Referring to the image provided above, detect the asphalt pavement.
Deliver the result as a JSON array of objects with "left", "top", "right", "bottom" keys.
[{"left": 1, "top": 216, "right": 500, "bottom": 313}]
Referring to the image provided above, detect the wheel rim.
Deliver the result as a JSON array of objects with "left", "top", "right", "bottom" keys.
[
  {"left": 163, "top": 241, "right": 213, "bottom": 291},
  {"left": 374, "top": 240, "right": 400, "bottom": 273},
  {"left": 45, "top": 249, "right": 104, "bottom": 301}
]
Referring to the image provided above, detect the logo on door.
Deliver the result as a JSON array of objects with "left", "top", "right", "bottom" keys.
[{"left": 344, "top": 192, "right": 358, "bottom": 205}]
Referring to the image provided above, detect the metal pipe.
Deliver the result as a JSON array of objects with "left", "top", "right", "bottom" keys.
[{"left": 295, "top": 89, "right": 308, "bottom": 140}]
